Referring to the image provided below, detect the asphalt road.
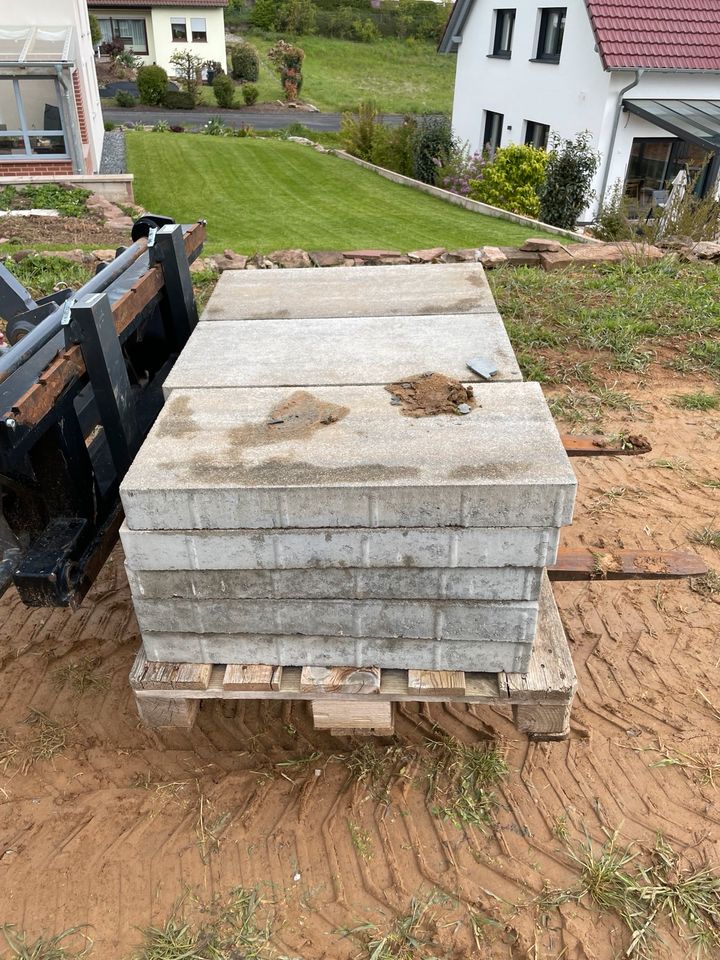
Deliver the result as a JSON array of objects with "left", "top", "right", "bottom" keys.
[{"left": 103, "top": 107, "right": 404, "bottom": 131}]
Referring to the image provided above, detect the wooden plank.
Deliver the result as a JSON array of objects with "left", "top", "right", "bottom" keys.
[
  {"left": 311, "top": 699, "right": 393, "bottom": 731},
  {"left": 549, "top": 548, "right": 707, "bottom": 580},
  {"left": 501, "top": 574, "right": 576, "bottom": 703},
  {"left": 135, "top": 694, "right": 199, "bottom": 729},
  {"left": 300, "top": 666, "right": 380, "bottom": 694},
  {"left": 223, "top": 664, "right": 283, "bottom": 691},
  {"left": 561, "top": 433, "right": 651, "bottom": 457},
  {"left": 330, "top": 723, "right": 395, "bottom": 737},
  {"left": 513, "top": 703, "right": 571, "bottom": 741},
  {"left": 129, "top": 648, "right": 212, "bottom": 691},
  {"left": 407, "top": 670, "right": 466, "bottom": 695}
]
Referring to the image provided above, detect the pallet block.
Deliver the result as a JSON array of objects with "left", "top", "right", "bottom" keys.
[{"left": 129, "top": 582, "right": 576, "bottom": 740}]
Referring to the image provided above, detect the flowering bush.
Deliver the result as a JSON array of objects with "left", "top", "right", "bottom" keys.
[
  {"left": 267, "top": 40, "right": 305, "bottom": 101},
  {"left": 204, "top": 116, "right": 230, "bottom": 136},
  {"left": 439, "top": 149, "right": 487, "bottom": 197}
]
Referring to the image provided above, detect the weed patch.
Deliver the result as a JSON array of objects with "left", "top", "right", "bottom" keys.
[
  {"left": 0, "top": 924, "right": 91, "bottom": 959},
  {"left": 541, "top": 831, "right": 720, "bottom": 958},
  {"left": 671, "top": 391, "right": 720, "bottom": 411},
  {"left": 133, "top": 887, "right": 274, "bottom": 960},
  {"left": 0, "top": 184, "right": 90, "bottom": 217},
  {"left": 3, "top": 256, "right": 91, "bottom": 301},
  {"left": 0, "top": 711, "right": 67, "bottom": 775},
  {"left": 53, "top": 657, "right": 111, "bottom": 694},
  {"left": 691, "top": 570, "right": 720, "bottom": 597},
  {"left": 689, "top": 527, "right": 720, "bottom": 550},
  {"left": 341, "top": 896, "right": 441, "bottom": 960}
]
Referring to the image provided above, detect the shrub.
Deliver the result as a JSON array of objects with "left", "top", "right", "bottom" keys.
[
  {"left": 169, "top": 49, "right": 205, "bottom": 104},
  {"left": 137, "top": 64, "right": 168, "bottom": 106},
  {"left": 116, "top": 48, "right": 140, "bottom": 69},
  {"left": 170, "top": 125, "right": 185, "bottom": 133},
  {"left": 114, "top": 89, "right": 136, "bottom": 108},
  {"left": 234, "top": 123, "right": 255, "bottom": 137},
  {"left": 163, "top": 90, "right": 196, "bottom": 110},
  {"left": 204, "top": 116, "right": 230, "bottom": 136},
  {"left": 341, "top": 100, "right": 382, "bottom": 161},
  {"left": 89, "top": 13, "right": 102, "bottom": 47},
  {"left": 230, "top": 42, "right": 260, "bottom": 82},
  {"left": 99, "top": 38, "right": 124, "bottom": 59},
  {"left": 242, "top": 83, "right": 259, "bottom": 106},
  {"left": 152, "top": 120, "right": 170, "bottom": 133},
  {"left": 104, "top": 120, "right": 116, "bottom": 132},
  {"left": 267, "top": 39, "right": 305, "bottom": 101},
  {"left": 277, "top": 0, "right": 317, "bottom": 34},
  {"left": 593, "top": 181, "right": 635, "bottom": 241},
  {"left": 251, "top": 0, "right": 278, "bottom": 30},
  {"left": 213, "top": 73, "right": 236, "bottom": 107},
  {"left": 412, "top": 114, "right": 455, "bottom": 185},
  {"left": 538, "top": 132, "right": 599, "bottom": 229},
  {"left": 439, "top": 148, "right": 487, "bottom": 197},
  {"left": 372, "top": 116, "right": 416, "bottom": 176},
  {"left": 469, "top": 143, "right": 548, "bottom": 217}
]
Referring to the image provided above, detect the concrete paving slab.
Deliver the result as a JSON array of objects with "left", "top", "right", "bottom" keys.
[
  {"left": 131, "top": 596, "right": 539, "bottom": 643},
  {"left": 120, "top": 524, "right": 561, "bottom": 570},
  {"left": 163, "top": 314, "right": 522, "bottom": 394},
  {"left": 201, "top": 263, "right": 497, "bottom": 321},
  {"left": 125, "top": 565, "right": 544, "bottom": 601},
  {"left": 121, "top": 383, "right": 576, "bottom": 530},
  {"left": 141, "top": 632, "right": 532, "bottom": 672}
]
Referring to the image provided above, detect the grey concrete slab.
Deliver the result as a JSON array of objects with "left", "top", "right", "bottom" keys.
[
  {"left": 130, "top": 596, "right": 539, "bottom": 643},
  {"left": 201, "top": 263, "right": 498, "bottom": 321},
  {"left": 120, "top": 524, "right": 561, "bottom": 570},
  {"left": 163, "top": 314, "right": 522, "bottom": 394},
  {"left": 125, "top": 565, "right": 544, "bottom": 602},
  {"left": 141, "top": 631, "right": 532, "bottom": 673},
  {"left": 121, "top": 383, "right": 576, "bottom": 530}
]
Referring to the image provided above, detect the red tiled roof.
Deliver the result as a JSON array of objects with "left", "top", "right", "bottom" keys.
[
  {"left": 89, "top": 0, "right": 227, "bottom": 7},
  {"left": 586, "top": 0, "right": 720, "bottom": 70}
]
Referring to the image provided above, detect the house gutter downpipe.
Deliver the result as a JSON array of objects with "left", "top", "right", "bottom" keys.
[{"left": 597, "top": 69, "right": 644, "bottom": 212}]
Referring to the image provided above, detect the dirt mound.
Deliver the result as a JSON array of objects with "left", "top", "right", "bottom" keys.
[{"left": 385, "top": 372, "right": 475, "bottom": 417}]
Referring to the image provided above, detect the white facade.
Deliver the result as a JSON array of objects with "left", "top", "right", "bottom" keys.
[
  {"left": 445, "top": 0, "right": 720, "bottom": 218},
  {"left": 1, "top": 0, "right": 104, "bottom": 174},
  {"left": 91, "top": 5, "right": 228, "bottom": 74}
]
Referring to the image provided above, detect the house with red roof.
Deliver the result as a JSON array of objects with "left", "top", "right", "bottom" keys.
[
  {"left": 439, "top": 0, "right": 720, "bottom": 219},
  {"left": 87, "top": 0, "right": 228, "bottom": 75}
]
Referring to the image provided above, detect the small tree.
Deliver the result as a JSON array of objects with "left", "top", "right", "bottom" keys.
[
  {"left": 230, "top": 41, "right": 260, "bottom": 82},
  {"left": 137, "top": 64, "right": 168, "bottom": 106},
  {"left": 277, "top": 0, "right": 317, "bottom": 34},
  {"left": 251, "top": 0, "right": 278, "bottom": 30},
  {"left": 470, "top": 143, "right": 549, "bottom": 217},
  {"left": 267, "top": 39, "right": 305, "bottom": 101},
  {"left": 169, "top": 49, "right": 205, "bottom": 105},
  {"left": 89, "top": 13, "right": 102, "bottom": 47},
  {"left": 213, "top": 73, "right": 236, "bottom": 108},
  {"left": 538, "top": 132, "right": 599, "bottom": 229}
]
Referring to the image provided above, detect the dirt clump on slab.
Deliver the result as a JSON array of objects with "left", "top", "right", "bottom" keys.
[
  {"left": 385, "top": 372, "right": 475, "bottom": 417},
  {"left": 227, "top": 389, "right": 349, "bottom": 451}
]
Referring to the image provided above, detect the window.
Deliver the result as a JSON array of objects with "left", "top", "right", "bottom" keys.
[
  {"left": 491, "top": 9, "right": 515, "bottom": 57},
  {"left": 483, "top": 110, "right": 503, "bottom": 155},
  {"left": 524, "top": 120, "right": 550, "bottom": 149},
  {"left": 0, "top": 77, "right": 67, "bottom": 159},
  {"left": 171, "top": 18, "right": 187, "bottom": 42},
  {"left": 190, "top": 17, "right": 207, "bottom": 42},
  {"left": 625, "top": 137, "right": 711, "bottom": 215},
  {"left": 535, "top": 7, "right": 565, "bottom": 62},
  {"left": 97, "top": 17, "right": 148, "bottom": 54}
]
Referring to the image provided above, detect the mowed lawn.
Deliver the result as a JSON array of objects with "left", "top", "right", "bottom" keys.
[
  {"left": 230, "top": 35, "right": 457, "bottom": 115},
  {"left": 126, "top": 132, "right": 554, "bottom": 254}
]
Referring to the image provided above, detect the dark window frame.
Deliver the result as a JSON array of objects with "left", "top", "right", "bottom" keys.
[
  {"left": 171, "top": 18, "right": 188, "bottom": 42},
  {"left": 483, "top": 109, "right": 504, "bottom": 155},
  {"left": 524, "top": 119, "right": 550, "bottom": 149},
  {"left": 190, "top": 17, "right": 208, "bottom": 42},
  {"left": 490, "top": 9, "right": 515, "bottom": 58},
  {"left": 97, "top": 16, "right": 149, "bottom": 55},
  {"left": 534, "top": 7, "right": 566, "bottom": 63}
]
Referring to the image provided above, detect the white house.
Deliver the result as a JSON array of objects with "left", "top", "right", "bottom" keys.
[
  {"left": 0, "top": 0, "right": 104, "bottom": 177},
  {"left": 439, "top": 0, "right": 720, "bottom": 218},
  {"left": 88, "top": 0, "right": 228, "bottom": 75}
]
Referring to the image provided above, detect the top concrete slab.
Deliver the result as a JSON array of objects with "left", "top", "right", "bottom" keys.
[
  {"left": 121, "top": 382, "right": 576, "bottom": 530},
  {"left": 163, "top": 314, "right": 522, "bottom": 393},
  {"left": 200, "top": 263, "right": 498, "bottom": 321}
]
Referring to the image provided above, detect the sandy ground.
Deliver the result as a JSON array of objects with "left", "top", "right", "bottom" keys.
[{"left": 0, "top": 375, "right": 719, "bottom": 959}]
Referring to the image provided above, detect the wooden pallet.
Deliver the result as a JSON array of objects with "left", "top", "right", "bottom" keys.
[{"left": 129, "top": 583, "right": 577, "bottom": 741}]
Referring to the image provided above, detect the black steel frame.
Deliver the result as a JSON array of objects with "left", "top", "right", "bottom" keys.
[{"left": 0, "top": 219, "right": 204, "bottom": 607}]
